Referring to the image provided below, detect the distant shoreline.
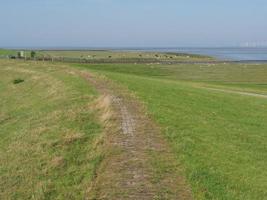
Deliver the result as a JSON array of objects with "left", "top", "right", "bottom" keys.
[
  {"left": 2, "top": 46, "right": 267, "bottom": 50},
  {"left": 1, "top": 47, "right": 267, "bottom": 62}
]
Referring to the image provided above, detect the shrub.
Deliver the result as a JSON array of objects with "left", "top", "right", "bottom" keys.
[
  {"left": 13, "top": 79, "right": 24, "bottom": 84},
  {"left": 31, "top": 51, "right": 36, "bottom": 59}
]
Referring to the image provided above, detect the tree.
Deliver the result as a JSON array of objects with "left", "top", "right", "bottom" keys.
[
  {"left": 31, "top": 51, "right": 36, "bottom": 59},
  {"left": 17, "top": 51, "right": 22, "bottom": 58}
]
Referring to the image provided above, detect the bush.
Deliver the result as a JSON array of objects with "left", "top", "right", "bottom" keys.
[
  {"left": 31, "top": 51, "right": 36, "bottom": 59},
  {"left": 13, "top": 79, "right": 24, "bottom": 84}
]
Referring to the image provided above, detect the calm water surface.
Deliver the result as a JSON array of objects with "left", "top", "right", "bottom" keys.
[{"left": 150, "top": 47, "right": 267, "bottom": 61}]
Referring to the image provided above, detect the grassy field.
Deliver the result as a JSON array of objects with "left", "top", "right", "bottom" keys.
[
  {"left": 0, "top": 60, "right": 104, "bottom": 199},
  {"left": 78, "top": 63, "right": 267, "bottom": 93},
  {"left": 38, "top": 50, "right": 213, "bottom": 62},
  {"left": 0, "top": 49, "right": 213, "bottom": 63},
  {"left": 0, "top": 49, "right": 17, "bottom": 57},
  {"left": 1, "top": 56, "right": 267, "bottom": 199},
  {"left": 75, "top": 62, "right": 267, "bottom": 199}
]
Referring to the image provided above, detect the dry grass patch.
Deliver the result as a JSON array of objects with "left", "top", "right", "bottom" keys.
[
  {"left": 63, "top": 133, "right": 85, "bottom": 144},
  {"left": 0, "top": 60, "right": 104, "bottom": 199},
  {"left": 93, "top": 95, "right": 113, "bottom": 123},
  {"left": 51, "top": 156, "right": 65, "bottom": 168}
]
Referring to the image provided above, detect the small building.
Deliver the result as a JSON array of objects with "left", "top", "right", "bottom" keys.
[{"left": 17, "top": 51, "right": 25, "bottom": 58}]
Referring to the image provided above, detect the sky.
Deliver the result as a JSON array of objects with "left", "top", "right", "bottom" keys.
[{"left": 0, "top": 0, "right": 267, "bottom": 48}]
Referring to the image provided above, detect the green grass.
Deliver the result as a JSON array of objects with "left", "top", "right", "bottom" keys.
[
  {"left": 0, "top": 60, "right": 103, "bottom": 199},
  {"left": 1, "top": 57, "right": 267, "bottom": 199},
  {"left": 0, "top": 49, "right": 33, "bottom": 58},
  {"left": 75, "top": 63, "right": 267, "bottom": 199},
  {"left": 0, "top": 48, "right": 213, "bottom": 63},
  {"left": 0, "top": 49, "right": 17, "bottom": 57},
  {"left": 75, "top": 63, "right": 267, "bottom": 93}
]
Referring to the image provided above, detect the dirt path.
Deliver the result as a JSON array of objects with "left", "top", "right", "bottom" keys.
[
  {"left": 202, "top": 87, "right": 267, "bottom": 99},
  {"left": 81, "top": 72, "right": 193, "bottom": 200}
]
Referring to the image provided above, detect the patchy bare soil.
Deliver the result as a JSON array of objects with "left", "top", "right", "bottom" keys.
[{"left": 80, "top": 72, "right": 193, "bottom": 200}]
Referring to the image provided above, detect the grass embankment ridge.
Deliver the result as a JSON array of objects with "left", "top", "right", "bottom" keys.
[
  {"left": 0, "top": 60, "right": 109, "bottom": 199},
  {"left": 82, "top": 72, "right": 193, "bottom": 199},
  {"left": 75, "top": 62, "right": 267, "bottom": 200},
  {"left": 1, "top": 58, "right": 267, "bottom": 199}
]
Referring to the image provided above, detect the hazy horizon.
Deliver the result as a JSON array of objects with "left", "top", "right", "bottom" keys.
[{"left": 2, "top": 46, "right": 267, "bottom": 51}]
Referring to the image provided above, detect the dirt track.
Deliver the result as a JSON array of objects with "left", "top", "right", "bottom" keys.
[
  {"left": 82, "top": 72, "right": 193, "bottom": 200},
  {"left": 202, "top": 87, "right": 267, "bottom": 99}
]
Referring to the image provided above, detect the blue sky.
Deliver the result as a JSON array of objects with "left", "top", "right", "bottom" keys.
[{"left": 0, "top": 0, "right": 267, "bottom": 48}]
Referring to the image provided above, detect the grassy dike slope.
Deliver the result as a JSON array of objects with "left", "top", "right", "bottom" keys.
[
  {"left": 0, "top": 60, "right": 103, "bottom": 199},
  {"left": 76, "top": 63, "right": 267, "bottom": 200}
]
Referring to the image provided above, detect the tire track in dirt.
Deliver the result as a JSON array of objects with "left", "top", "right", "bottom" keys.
[
  {"left": 82, "top": 72, "right": 193, "bottom": 200},
  {"left": 201, "top": 87, "right": 267, "bottom": 99}
]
